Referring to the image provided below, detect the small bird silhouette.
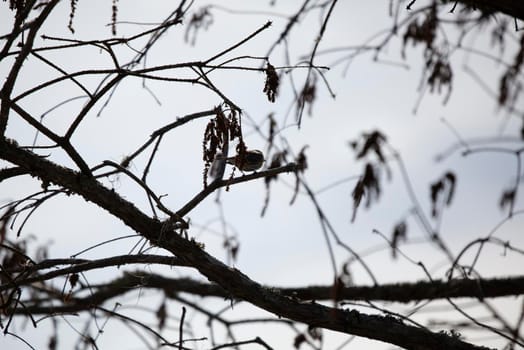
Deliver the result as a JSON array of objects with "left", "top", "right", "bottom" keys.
[{"left": 226, "top": 149, "right": 264, "bottom": 171}]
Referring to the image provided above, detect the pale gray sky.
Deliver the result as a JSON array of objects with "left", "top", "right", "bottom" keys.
[{"left": 1, "top": 1, "right": 523, "bottom": 349}]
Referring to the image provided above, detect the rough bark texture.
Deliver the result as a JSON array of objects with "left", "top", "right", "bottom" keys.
[{"left": 0, "top": 139, "right": 493, "bottom": 350}]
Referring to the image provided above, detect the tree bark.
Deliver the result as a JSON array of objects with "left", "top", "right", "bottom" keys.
[
  {"left": 451, "top": 0, "right": 524, "bottom": 21},
  {"left": 0, "top": 138, "right": 494, "bottom": 350}
]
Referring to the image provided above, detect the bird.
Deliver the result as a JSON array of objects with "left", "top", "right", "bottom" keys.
[{"left": 226, "top": 149, "right": 264, "bottom": 172}]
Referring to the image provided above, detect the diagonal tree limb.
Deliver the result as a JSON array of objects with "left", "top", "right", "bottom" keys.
[{"left": 0, "top": 138, "right": 492, "bottom": 350}]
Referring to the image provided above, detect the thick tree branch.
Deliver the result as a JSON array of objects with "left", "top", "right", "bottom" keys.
[
  {"left": 451, "top": 0, "right": 524, "bottom": 22},
  {"left": 0, "top": 166, "right": 27, "bottom": 181},
  {"left": 0, "top": 138, "right": 492, "bottom": 350},
  {"left": 285, "top": 276, "right": 524, "bottom": 302},
  {"left": 25, "top": 272, "right": 521, "bottom": 307}
]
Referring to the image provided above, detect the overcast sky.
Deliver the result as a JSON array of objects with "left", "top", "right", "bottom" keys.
[{"left": 1, "top": 1, "right": 523, "bottom": 349}]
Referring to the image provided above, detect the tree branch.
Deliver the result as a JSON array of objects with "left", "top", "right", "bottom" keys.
[
  {"left": 0, "top": 254, "right": 190, "bottom": 293},
  {"left": 0, "top": 138, "right": 492, "bottom": 350},
  {"left": 0, "top": 0, "right": 60, "bottom": 134},
  {"left": 23, "top": 272, "right": 520, "bottom": 307},
  {"left": 450, "top": 0, "right": 524, "bottom": 22}
]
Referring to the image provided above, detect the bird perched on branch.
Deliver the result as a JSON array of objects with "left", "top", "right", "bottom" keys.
[{"left": 226, "top": 149, "right": 264, "bottom": 172}]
